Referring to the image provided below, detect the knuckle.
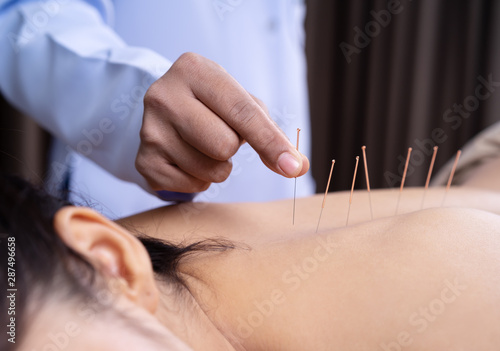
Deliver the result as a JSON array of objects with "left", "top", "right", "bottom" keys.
[
  {"left": 140, "top": 112, "right": 175, "bottom": 147},
  {"left": 143, "top": 83, "right": 167, "bottom": 111},
  {"left": 179, "top": 52, "right": 201, "bottom": 63},
  {"left": 214, "top": 133, "right": 239, "bottom": 160},
  {"left": 135, "top": 155, "right": 146, "bottom": 175},
  {"left": 209, "top": 162, "right": 233, "bottom": 183},
  {"left": 138, "top": 123, "right": 160, "bottom": 146},
  {"left": 174, "top": 52, "right": 203, "bottom": 74},
  {"left": 135, "top": 157, "right": 163, "bottom": 190},
  {"left": 135, "top": 147, "right": 156, "bottom": 174},
  {"left": 228, "top": 100, "right": 259, "bottom": 131},
  {"left": 255, "top": 126, "right": 277, "bottom": 150}
]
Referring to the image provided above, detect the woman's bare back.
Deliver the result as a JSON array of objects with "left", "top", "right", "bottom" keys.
[{"left": 119, "top": 186, "right": 500, "bottom": 350}]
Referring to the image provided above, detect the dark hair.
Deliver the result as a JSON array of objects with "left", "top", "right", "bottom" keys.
[{"left": 0, "top": 174, "right": 234, "bottom": 351}]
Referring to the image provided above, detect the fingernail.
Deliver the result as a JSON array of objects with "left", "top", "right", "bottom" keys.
[{"left": 278, "top": 152, "right": 301, "bottom": 177}]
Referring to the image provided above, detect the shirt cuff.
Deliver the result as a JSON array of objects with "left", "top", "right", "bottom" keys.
[{"left": 155, "top": 190, "right": 197, "bottom": 203}]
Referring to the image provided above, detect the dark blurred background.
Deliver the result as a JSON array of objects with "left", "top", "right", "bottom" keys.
[
  {"left": 306, "top": 0, "right": 500, "bottom": 191},
  {"left": 0, "top": 95, "right": 50, "bottom": 185},
  {"left": 2, "top": 0, "right": 500, "bottom": 192}
]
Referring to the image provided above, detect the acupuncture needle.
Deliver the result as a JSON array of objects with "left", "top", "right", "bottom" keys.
[
  {"left": 441, "top": 150, "right": 461, "bottom": 207},
  {"left": 395, "top": 147, "right": 412, "bottom": 215},
  {"left": 292, "top": 128, "right": 301, "bottom": 225},
  {"left": 346, "top": 156, "right": 360, "bottom": 226},
  {"left": 420, "top": 146, "right": 438, "bottom": 209},
  {"left": 316, "top": 160, "right": 335, "bottom": 233},
  {"left": 361, "top": 146, "right": 374, "bottom": 220}
]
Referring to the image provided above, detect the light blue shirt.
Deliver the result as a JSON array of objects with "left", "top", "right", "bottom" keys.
[{"left": 0, "top": 0, "right": 314, "bottom": 218}]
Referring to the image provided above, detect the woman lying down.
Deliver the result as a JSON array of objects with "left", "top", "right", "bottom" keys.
[{"left": 3, "top": 157, "right": 500, "bottom": 351}]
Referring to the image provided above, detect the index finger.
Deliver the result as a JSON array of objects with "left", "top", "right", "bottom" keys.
[{"left": 188, "top": 57, "right": 305, "bottom": 178}]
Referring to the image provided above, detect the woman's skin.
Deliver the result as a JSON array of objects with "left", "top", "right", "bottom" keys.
[
  {"left": 116, "top": 186, "right": 500, "bottom": 350},
  {"left": 25, "top": 157, "right": 500, "bottom": 351}
]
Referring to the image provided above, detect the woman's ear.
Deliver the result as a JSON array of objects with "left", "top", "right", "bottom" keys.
[{"left": 53, "top": 206, "right": 159, "bottom": 313}]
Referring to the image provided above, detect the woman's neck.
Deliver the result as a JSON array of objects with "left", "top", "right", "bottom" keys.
[{"left": 154, "top": 280, "right": 239, "bottom": 351}]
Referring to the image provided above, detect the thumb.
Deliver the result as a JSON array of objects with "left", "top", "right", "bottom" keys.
[{"left": 256, "top": 126, "right": 309, "bottom": 178}]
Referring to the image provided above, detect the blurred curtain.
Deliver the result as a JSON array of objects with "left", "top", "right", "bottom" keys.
[
  {"left": 306, "top": 0, "right": 500, "bottom": 191},
  {"left": 0, "top": 95, "right": 50, "bottom": 185}
]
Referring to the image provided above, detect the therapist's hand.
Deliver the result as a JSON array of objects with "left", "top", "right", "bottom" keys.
[{"left": 136, "top": 52, "right": 309, "bottom": 193}]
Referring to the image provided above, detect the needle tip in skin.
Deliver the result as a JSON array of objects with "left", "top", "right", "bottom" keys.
[
  {"left": 316, "top": 160, "right": 335, "bottom": 233},
  {"left": 421, "top": 146, "right": 439, "bottom": 209},
  {"left": 346, "top": 156, "right": 360, "bottom": 227},
  {"left": 396, "top": 147, "right": 412, "bottom": 215},
  {"left": 361, "top": 146, "right": 373, "bottom": 220}
]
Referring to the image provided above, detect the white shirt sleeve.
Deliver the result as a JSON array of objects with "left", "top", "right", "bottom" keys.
[{"left": 0, "top": 0, "right": 172, "bottom": 192}]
